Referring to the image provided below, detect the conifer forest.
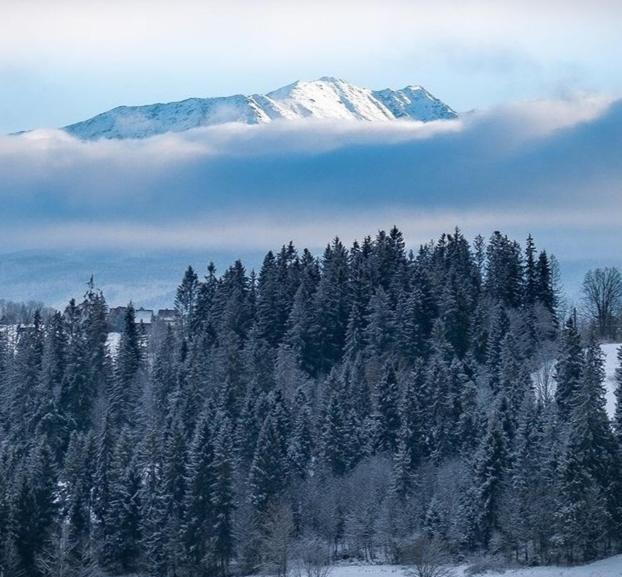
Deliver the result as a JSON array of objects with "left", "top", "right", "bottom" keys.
[{"left": 1, "top": 228, "right": 621, "bottom": 577}]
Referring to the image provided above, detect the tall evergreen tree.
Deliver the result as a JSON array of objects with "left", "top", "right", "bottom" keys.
[
  {"left": 11, "top": 438, "right": 58, "bottom": 577},
  {"left": 248, "top": 412, "right": 289, "bottom": 513},
  {"left": 111, "top": 304, "right": 144, "bottom": 429},
  {"left": 557, "top": 334, "right": 618, "bottom": 561},
  {"left": 101, "top": 429, "right": 142, "bottom": 573},
  {"left": 555, "top": 315, "right": 584, "bottom": 420}
]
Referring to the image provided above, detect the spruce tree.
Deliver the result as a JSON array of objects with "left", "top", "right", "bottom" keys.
[
  {"left": 60, "top": 299, "right": 92, "bottom": 434},
  {"left": 12, "top": 439, "right": 58, "bottom": 577},
  {"left": 176, "top": 266, "right": 199, "bottom": 333},
  {"left": 469, "top": 397, "right": 511, "bottom": 547},
  {"left": 555, "top": 315, "right": 583, "bottom": 420},
  {"left": 102, "top": 429, "right": 142, "bottom": 573},
  {"left": 557, "top": 334, "right": 617, "bottom": 561},
  {"left": 370, "top": 364, "right": 401, "bottom": 454},
  {"left": 183, "top": 407, "right": 216, "bottom": 572},
  {"left": 248, "top": 412, "right": 289, "bottom": 513},
  {"left": 60, "top": 431, "right": 96, "bottom": 574},
  {"left": 211, "top": 411, "right": 236, "bottom": 576},
  {"left": 111, "top": 303, "right": 143, "bottom": 429},
  {"left": 288, "top": 387, "right": 313, "bottom": 479}
]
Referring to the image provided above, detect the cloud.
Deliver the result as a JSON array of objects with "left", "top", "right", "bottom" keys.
[{"left": 0, "top": 95, "right": 620, "bottom": 267}]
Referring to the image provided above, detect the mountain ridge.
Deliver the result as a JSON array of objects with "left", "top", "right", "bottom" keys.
[{"left": 63, "top": 77, "right": 457, "bottom": 140}]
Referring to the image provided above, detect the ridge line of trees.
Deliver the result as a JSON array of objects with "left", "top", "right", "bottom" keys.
[{"left": 0, "top": 228, "right": 621, "bottom": 577}]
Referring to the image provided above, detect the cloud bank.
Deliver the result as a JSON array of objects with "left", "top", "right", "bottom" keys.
[{"left": 1, "top": 95, "right": 620, "bottom": 259}]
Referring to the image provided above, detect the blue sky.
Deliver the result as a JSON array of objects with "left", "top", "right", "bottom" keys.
[
  {"left": 2, "top": 0, "right": 622, "bottom": 133},
  {"left": 1, "top": 0, "right": 621, "bottom": 306}
]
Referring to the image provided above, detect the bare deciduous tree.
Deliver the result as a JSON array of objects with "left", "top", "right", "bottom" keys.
[
  {"left": 259, "top": 501, "right": 295, "bottom": 577},
  {"left": 293, "top": 537, "right": 333, "bottom": 577},
  {"left": 406, "top": 537, "right": 455, "bottom": 577},
  {"left": 582, "top": 267, "right": 622, "bottom": 340}
]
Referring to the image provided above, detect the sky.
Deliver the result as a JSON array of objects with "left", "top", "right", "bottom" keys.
[
  {"left": 1, "top": 0, "right": 621, "bottom": 306},
  {"left": 2, "top": 0, "right": 622, "bottom": 133}
]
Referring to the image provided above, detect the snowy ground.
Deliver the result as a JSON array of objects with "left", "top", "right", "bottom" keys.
[
  {"left": 602, "top": 343, "right": 620, "bottom": 418},
  {"left": 257, "top": 555, "right": 622, "bottom": 577},
  {"left": 533, "top": 343, "right": 620, "bottom": 419}
]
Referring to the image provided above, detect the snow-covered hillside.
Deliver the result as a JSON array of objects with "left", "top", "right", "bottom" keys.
[
  {"left": 63, "top": 77, "right": 457, "bottom": 139},
  {"left": 602, "top": 343, "right": 621, "bottom": 418},
  {"left": 532, "top": 343, "right": 620, "bottom": 419}
]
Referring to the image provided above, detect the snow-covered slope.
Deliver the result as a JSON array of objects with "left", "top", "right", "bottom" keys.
[
  {"left": 63, "top": 77, "right": 457, "bottom": 140},
  {"left": 374, "top": 84, "right": 458, "bottom": 122},
  {"left": 532, "top": 343, "right": 620, "bottom": 419},
  {"left": 602, "top": 343, "right": 621, "bottom": 418}
]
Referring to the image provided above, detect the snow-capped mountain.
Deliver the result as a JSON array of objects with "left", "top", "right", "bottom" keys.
[{"left": 63, "top": 77, "right": 457, "bottom": 140}]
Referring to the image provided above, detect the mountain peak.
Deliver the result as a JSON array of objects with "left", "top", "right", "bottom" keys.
[{"left": 62, "top": 78, "right": 457, "bottom": 140}]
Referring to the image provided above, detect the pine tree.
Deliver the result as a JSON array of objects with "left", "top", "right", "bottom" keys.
[
  {"left": 81, "top": 284, "right": 110, "bottom": 424},
  {"left": 183, "top": 407, "right": 217, "bottom": 572},
  {"left": 394, "top": 287, "right": 424, "bottom": 363},
  {"left": 211, "top": 411, "right": 236, "bottom": 576},
  {"left": 0, "top": 451, "right": 11, "bottom": 576},
  {"left": 248, "top": 412, "right": 289, "bottom": 513},
  {"left": 60, "top": 432, "right": 96, "bottom": 574},
  {"left": 469, "top": 397, "right": 511, "bottom": 547},
  {"left": 320, "top": 387, "right": 351, "bottom": 476},
  {"left": 41, "top": 312, "right": 67, "bottom": 400},
  {"left": 554, "top": 315, "right": 583, "bottom": 420},
  {"left": 101, "top": 429, "right": 142, "bottom": 573},
  {"left": 92, "top": 408, "right": 114, "bottom": 562},
  {"left": 176, "top": 266, "right": 199, "bottom": 333},
  {"left": 396, "top": 364, "right": 427, "bottom": 471},
  {"left": 499, "top": 332, "right": 532, "bottom": 425},
  {"left": 111, "top": 303, "right": 143, "bottom": 429},
  {"left": 370, "top": 364, "right": 401, "bottom": 454},
  {"left": 500, "top": 389, "right": 540, "bottom": 561},
  {"left": 364, "top": 287, "right": 395, "bottom": 361},
  {"left": 60, "top": 299, "right": 92, "bottom": 434},
  {"left": 288, "top": 388, "right": 313, "bottom": 479},
  {"left": 11, "top": 439, "right": 58, "bottom": 577},
  {"left": 159, "top": 407, "right": 188, "bottom": 576},
  {"left": 9, "top": 311, "right": 44, "bottom": 439},
  {"left": 309, "top": 238, "right": 350, "bottom": 374},
  {"left": 535, "top": 251, "right": 556, "bottom": 316},
  {"left": 457, "top": 362, "right": 482, "bottom": 456},
  {"left": 557, "top": 334, "right": 618, "bottom": 561},
  {"left": 485, "top": 231, "right": 524, "bottom": 308},
  {"left": 486, "top": 304, "right": 509, "bottom": 393}
]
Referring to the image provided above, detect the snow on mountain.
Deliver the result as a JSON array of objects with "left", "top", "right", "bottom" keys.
[
  {"left": 374, "top": 84, "right": 458, "bottom": 122},
  {"left": 265, "top": 76, "right": 394, "bottom": 121},
  {"left": 63, "top": 77, "right": 457, "bottom": 140}
]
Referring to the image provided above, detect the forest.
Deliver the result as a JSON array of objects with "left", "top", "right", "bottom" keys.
[{"left": 0, "top": 228, "right": 621, "bottom": 577}]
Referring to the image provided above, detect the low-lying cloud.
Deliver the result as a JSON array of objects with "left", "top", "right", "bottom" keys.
[{"left": 0, "top": 95, "right": 620, "bottom": 264}]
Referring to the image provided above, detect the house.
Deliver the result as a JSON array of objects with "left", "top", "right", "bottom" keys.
[
  {"left": 156, "top": 308, "right": 178, "bottom": 325},
  {"left": 108, "top": 306, "right": 154, "bottom": 331},
  {"left": 135, "top": 308, "right": 154, "bottom": 325}
]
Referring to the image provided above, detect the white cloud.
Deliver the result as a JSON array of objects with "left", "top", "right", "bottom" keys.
[{"left": 0, "top": 95, "right": 620, "bottom": 264}]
